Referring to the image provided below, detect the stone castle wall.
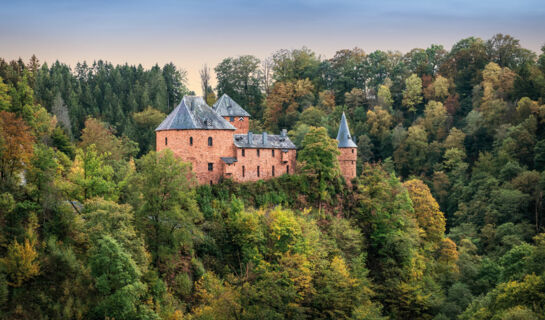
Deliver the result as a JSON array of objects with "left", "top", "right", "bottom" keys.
[
  {"left": 156, "top": 129, "right": 236, "bottom": 184},
  {"left": 338, "top": 147, "right": 357, "bottom": 182},
  {"left": 223, "top": 116, "right": 249, "bottom": 134},
  {"left": 227, "top": 147, "right": 297, "bottom": 182}
]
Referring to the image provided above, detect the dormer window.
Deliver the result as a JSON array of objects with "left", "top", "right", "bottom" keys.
[{"left": 230, "top": 116, "right": 235, "bottom": 122}]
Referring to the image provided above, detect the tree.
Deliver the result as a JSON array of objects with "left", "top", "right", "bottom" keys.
[
  {"left": 132, "top": 107, "right": 166, "bottom": 155},
  {"left": 404, "top": 179, "right": 446, "bottom": 247},
  {"left": 423, "top": 100, "right": 449, "bottom": 140},
  {"left": 82, "top": 198, "right": 150, "bottom": 269},
  {"left": 0, "top": 214, "right": 40, "bottom": 287},
  {"left": 0, "top": 111, "right": 35, "bottom": 188},
  {"left": 272, "top": 47, "right": 321, "bottom": 83},
  {"left": 423, "top": 75, "right": 450, "bottom": 101},
  {"left": 68, "top": 145, "right": 116, "bottom": 201},
  {"left": 89, "top": 236, "right": 157, "bottom": 319},
  {"left": 486, "top": 34, "right": 535, "bottom": 70},
  {"left": 51, "top": 92, "right": 72, "bottom": 137},
  {"left": 79, "top": 117, "right": 138, "bottom": 161},
  {"left": 163, "top": 62, "right": 189, "bottom": 111},
  {"left": 298, "top": 127, "right": 341, "bottom": 207},
  {"left": 215, "top": 55, "right": 263, "bottom": 118},
  {"left": 130, "top": 150, "right": 201, "bottom": 267},
  {"left": 377, "top": 84, "right": 393, "bottom": 108},
  {"left": 264, "top": 79, "right": 314, "bottom": 131},
  {"left": 0, "top": 76, "right": 11, "bottom": 110},
  {"left": 365, "top": 106, "right": 392, "bottom": 142},
  {"left": 299, "top": 126, "right": 341, "bottom": 182},
  {"left": 402, "top": 74, "right": 423, "bottom": 115},
  {"left": 200, "top": 64, "right": 215, "bottom": 105},
  {"left": 394, "top": 124, "right": 429, "bottom": 176}
]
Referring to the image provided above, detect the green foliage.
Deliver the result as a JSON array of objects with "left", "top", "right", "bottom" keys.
[
  {"left": 2, "top": 32, "right": 545, "bottom": 319},
  {"left": 130, "top": 150, "right": 202, "bottom": 267}
]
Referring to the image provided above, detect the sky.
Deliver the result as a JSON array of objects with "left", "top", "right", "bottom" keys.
[{"left": 1, "top": 0, "right": 544, "bottom": 92}]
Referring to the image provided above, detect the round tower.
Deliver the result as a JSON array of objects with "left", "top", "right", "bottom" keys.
[{"left": 336, "top": 112, "right": 357, "bottom": 182}]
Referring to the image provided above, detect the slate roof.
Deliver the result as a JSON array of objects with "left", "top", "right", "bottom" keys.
[
  {"left": 336, "top": 112, "right": 357, "bottom": 148},
  {"left": 234, "top": 132, "right": 296, "bottom": 149},
  {"left": 213, "top": 94, "right": 251, "bottom": 117},
  {"left": 156, "top": 96, "right": 236, "bottom": 131},
  {"left": 221, "top": 157, "right": 238, "bottom": 164}
]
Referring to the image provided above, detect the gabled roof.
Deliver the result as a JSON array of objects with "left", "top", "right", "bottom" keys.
[
  {"left": 156, "top": 96, "right": 236, "bottom": 131},
  {"left": 336, "top": 112, "right": 357, "bottom": 148},
  {"left": 234, "top": 132, "right": 296, "bottom": 149},
  {"left": 213, "top": 94, "right": 251, "bottom": 117}
]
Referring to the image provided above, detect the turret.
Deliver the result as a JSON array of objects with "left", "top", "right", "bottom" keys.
[{"left": 336, "top": 112, "right": 357, "bottom": 183}]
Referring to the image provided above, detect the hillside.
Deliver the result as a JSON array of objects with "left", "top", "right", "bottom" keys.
[{"left": 1, "top": 34, "right": 545, "bottom": 319}]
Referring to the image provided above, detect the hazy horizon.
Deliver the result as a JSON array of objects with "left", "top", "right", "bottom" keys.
[{"left": 2, "top": 0, "right": 544, "bottom": 94}]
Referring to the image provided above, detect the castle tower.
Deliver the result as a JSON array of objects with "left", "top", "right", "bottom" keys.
[
  {"left": 155, "top": 96, "right": 236, "bottom": 185},
  {"left": 213, "top": 94, "right": 251, "bottom": 134},
  {"left": 336, "top": 112, "right": 357, "bottom": 182}
]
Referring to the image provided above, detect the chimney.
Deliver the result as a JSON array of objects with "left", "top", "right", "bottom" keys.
[
  {"left": 262, "top": 132, "right": 268, "bottom": 145},
  {"left": 248, "top": 131, "right": 253, "bottom": 144},
  {"left": 281, "top": 129, "right": 287, "bottom": 137}
]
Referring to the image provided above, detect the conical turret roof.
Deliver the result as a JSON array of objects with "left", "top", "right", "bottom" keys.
[{"left": 336, "top": 112, "right": 357, "bottom": 148}]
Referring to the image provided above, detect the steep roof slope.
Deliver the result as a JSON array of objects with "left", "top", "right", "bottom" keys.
[
  {"left": 336, "top": 112, "right": 357, "bottom": 148},
  {"left": 156, "top": 96, "right": 236, "bottom": 131},
  {"left": 213, "top": 94, "right": 251, "bottom": 117}
]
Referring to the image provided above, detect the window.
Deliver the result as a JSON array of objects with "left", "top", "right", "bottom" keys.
[
  {"left": 242, "top": 165, "right": 245, "bottom": 177},
  {"left": 242, "top": 149, "right": 245, "bottom": 157},
  {"left": 272, "top": 149, "right": 275, "bottom": 157},
  {"left": 208, "top": 163, "right": 213, "bottom": 171},
  {"left": 272, "top": 165, "right": 275, "bottom": 177},
  {"left": 257, "top": 166, "right": 260, "bottom": 177},
  {"left": 210, "top": 180, "right": 213, "bottom": 186},
  {"left": 208, "top": 137, "right": 213, "bottom": 146},
  {"left": 352, "top": 149, "right": 354, "bottom": 153},
  {"left": 257, "top": 149, "right": 260, "bottom": 157},
  {"left": 230, "top": 116, "right": 235, "bottom": 122},
  {"left": 287, "top": 165, "right": 289, "bottom": 174},
  {"left": 190, "top": 137, "right": 193, "bottom": 146},
  {"left": 165, "top": 137, "right": 168, "bottom": 145}
]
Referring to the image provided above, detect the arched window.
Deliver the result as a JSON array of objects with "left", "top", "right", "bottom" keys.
[
  {"left": 242, "top": 149, "right": 245, "bottom": 157},
  {"left": 190, "top": 137, "right": 193, "bottom": 146},
  {"left": 208, "top": 137, "right": 213, "bottom": 146},
  {"left": 257, "top": 149, "right": 260, "bottom": 157},
  {"left": 165, "top": 137, "right": 168, "bottom": 145},
  {"left": 351, "top": 149, "right": 354, "bottom": 153},
  {"left": 272, "top": 149, "right": 275, "bottom": 157}
]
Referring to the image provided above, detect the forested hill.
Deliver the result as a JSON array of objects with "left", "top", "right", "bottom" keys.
[{"left": 1, "top": 33, "right": 545, "bottom": 319}]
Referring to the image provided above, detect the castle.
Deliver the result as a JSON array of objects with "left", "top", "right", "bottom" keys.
[{"left": 155, "top": 94, "right": 357, "bottom": 185}]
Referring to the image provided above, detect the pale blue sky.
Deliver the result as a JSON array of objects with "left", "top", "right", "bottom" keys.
[{"left": 1, "top": 0, "right": 543, "bottom": 91}]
